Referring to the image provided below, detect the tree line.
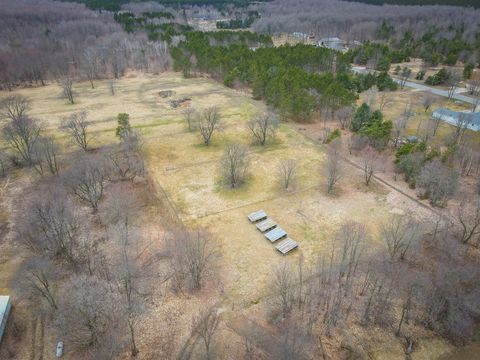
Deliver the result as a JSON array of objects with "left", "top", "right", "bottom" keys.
[
  {"left": 216, "top": 10, "right": 260, "bottom": 29},
  {"left": 253, "top": 0, "right": 480, "bottom": 47},
  {"left": 0, "top": 0, "right": 172, "bottom": 91},
  {"left": 350, "top": 0, "right": 480, "bottom": 8},
  {"left": 65, "top": 0, "right": 262, "bottom": 12}
]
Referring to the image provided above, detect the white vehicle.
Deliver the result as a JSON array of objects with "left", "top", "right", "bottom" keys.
[{"left": 56, "top": 341, "right": 64, "bottom": 358}]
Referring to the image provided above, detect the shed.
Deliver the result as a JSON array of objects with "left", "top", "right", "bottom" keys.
[
  {"left": 432, "top": 108, "right": 480, "bottom": 132},
  {"left": 247, "top": 210, "right": 267, "bottom": 223},
  {"left": 265, "top": 227, "right": 287, "bottom": 243},
  {"left": 0, "top": 296, "right": 11, "bottom": 344},
  {"left": 276, "top": 238, "right": 299, "bottom": 254},
  {"left": 256, "top": 218, "right": 277, "bottom": 233}
]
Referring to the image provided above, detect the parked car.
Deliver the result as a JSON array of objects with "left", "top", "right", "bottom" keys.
[{"left": 56, "top": 341, "right": 64, "bottom": 358}]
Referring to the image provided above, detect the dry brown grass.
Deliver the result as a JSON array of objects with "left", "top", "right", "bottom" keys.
[
  {"left": 389, "top": 58, "right": 467, "bottom": 90},
  {"left": 0, "top": 72, "right": 461, "bottom": 359},
  {"left": 358, "top": 88, "right": 480, "bottom": 149}
]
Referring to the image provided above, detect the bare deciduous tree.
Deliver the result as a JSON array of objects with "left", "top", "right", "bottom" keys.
[
  {"left": 360, "top": 146, "right": 385, "bottom": 186},
  {"left": 63, "top": 154, "right": 107, "bottom": 212},
  {"left": 456, "top": 197, "right": 480, "bottom": 245},
  {"left": 107, "top": 199, "right": 159, "bottom": 357},
  {"left": 220, "top": 143, "right": 249, "bottom": 189},
  {"left": 61, "top": 110, "right": 90, "bottom": 151},
  {"left": 271, "top": 261, "right": 295, "bottom": 319},
  {"left": 336, "top": 106, "right": 354, "bottom": 130},
  {"left": 403, "top": 98, "right": 415, "bottom": 124},
  {"left": 322, "top": 221, "right": 367, "bottom": 333},
  {"left": 423, "top": 93, "right": 436, "bottom": 112},
  {"left": 467, "top": 72, "right": 480, "bottom": 97},
  {"left": 0, "top": 150, "right": 10, "bottom": 177},
  {"left": 32, "top": 136, "right": 60, "bottom": 176},
  {"left": 16, "top": 187, "right": 89, "bottom": 267},
  {"left": 272, "top": 320, "right": 309, "bottom": 360},
  {"left": 83, "top": 47, "right": 99, "bottom": 89},
  {"left": 0, "top": 95, "right": 31, "bottom": 122},
  {"left": 16, "top": 257, "right": 59, "bottom": 312},
  {"left": 399, "top": 67, "right": 412, "bottom": 89},
  {"left": 447, "top": 70, "right": 462, "bottom": 101},
  {"left": 183, "top": 107, "right": 196, "bottom": 132},
  {"left": 58, "top": 74, "right": 75, "bottom": 104},
  {"left": 381, "top": 214, "right": 420, "bottom": 261},
  {"left": 379, "top": 90, "right": 392, "bottom": 111},
  {"left": 324, "top": 139, "right": 342, "bottom": 194},
  {"left": 247, "top": 112, "right": 279, "bottom": 146},
  {"left": 456, "top": 146, "right": 480, "bottom": 177},
  {"left": 452, "top": 112, "right": 472, "bottom": 145},
  {"left": 417, "top": 160, "right": 458, "bottom": 207},
  {"left": 198, "top": 106, "right": 220, "bottom": 146},
  {"left": 109, "top": 78, "right": 116, "bottom": 96},
  {"left": 2, "top": 115, "right": 42, "bottom": 164},
  {"left": 278, "top": 159, "right": 298, "bottom": 190},
  {"left": 192, "top": 306, "right": 220, "bottom": 359},
  {"left": 107, "top": 131, "right": 144, "bottom": 182},
  {"left": 365, "top": 86, "right": 378, "bottom": 109},
  {"left": 429, "top": 113, "right": 443, "bottom": 138},
  {"left": 169, "top": 229, "right": 217, "bottom": 291},
  {"left": 55, "top": 275, "right": 123, "bottom": 353},
  {"left": 392, "top": 116, "right": 406, "bottom": 147}
]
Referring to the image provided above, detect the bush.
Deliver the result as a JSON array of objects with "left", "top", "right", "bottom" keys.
[
  {"left": 416, "top": 70, "right": 426, "bottom": 80},
  {"left": 425, "top": 68, "right": 450, "bottom": 86},
  {"left": 463, "top": 63, "right": 474, "bottom": 80},
  {"left": 325, "top": 128, "right": 341, "bottom": 144}
]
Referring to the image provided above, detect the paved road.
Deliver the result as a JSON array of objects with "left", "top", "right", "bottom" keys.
[{"left": 352, "top": 66, "right": 478, "bottom": 106}]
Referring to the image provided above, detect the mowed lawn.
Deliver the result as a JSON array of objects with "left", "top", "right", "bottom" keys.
[{"left": 2, "top": 72, "right": 400, "bottom": 304}]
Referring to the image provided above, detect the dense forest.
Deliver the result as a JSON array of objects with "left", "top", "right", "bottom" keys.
[
  {"left": 348, "top": 23, "right": 480, "bottom": 71},
  {"left": 63, "top": 0, "right": 264, "bottom": 11},
  {"left": 172, "top": 35, "right": 354, "bottom": 121},
  {"left": 346, "top": 0, "right": 480, "bottom": 8},
  {"left": 254, "top": 0, "right": 480, "bottom": 43},
  {"left": 2, "top": 1, "right": 480, "bottom": 359}
]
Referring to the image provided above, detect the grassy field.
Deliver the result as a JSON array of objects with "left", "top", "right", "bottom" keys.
[
  {"left": 358, "top": 87, "right": 480, "bottom": 149},
  {"left": 0, "top": 72, "right": 402, "bottom": 298},
  {"left": 0, "top": 72, "right": 461, "bottom": 359}
]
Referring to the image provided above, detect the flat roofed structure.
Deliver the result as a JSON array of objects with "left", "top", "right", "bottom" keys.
[
  {"left": 0, "top": 295, "right": 11, "bottom": 344},
  {"left": 256, "top": 218, "right": 277, "bottom": 233},
  {"left": 432, "top": 108, "right": 480, "bottom": 132},
  {"left": 276, "top": 238, "right": 299, "bottom": 254},
  {"left": 265, "top": 227, "right": 287, "bottom": 243},
  {"left": 247, "top": 210, "right": 267, "bottom": 223}
]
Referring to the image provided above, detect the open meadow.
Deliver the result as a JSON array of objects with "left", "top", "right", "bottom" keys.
[
  {"left": 4, "top": 72, "right": 418, "bottom": 299},
  {"left": 0, "top": 72, "right": 470, "bottom": 359}
]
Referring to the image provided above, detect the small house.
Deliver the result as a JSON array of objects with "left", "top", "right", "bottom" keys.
[
  {"left": 318, "top": 37, "right": 347, "bottom": 52},
  {"left": 432, "top": 108, "right": 480, "bottom": 132},
  {"left": 292, "top": 32, "right": 308, "bottom": 40},
  {"left": 0, "top": 296, "right": 11, "bottom": 344}
]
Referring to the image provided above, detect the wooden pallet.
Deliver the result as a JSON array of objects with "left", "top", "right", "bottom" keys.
[{"left": 275, "top": 238, "right": 299, "bottom": 254}]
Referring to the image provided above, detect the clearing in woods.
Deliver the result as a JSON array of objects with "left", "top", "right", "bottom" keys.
[
  {"left": 0, "top": 72, "right": 443, "bottom": 359},
  {"left": 0, "top": 72, "right": 431, "bottom": 302}
]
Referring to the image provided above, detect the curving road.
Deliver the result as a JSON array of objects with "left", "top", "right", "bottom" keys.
[{"left": 352, "top": 66, "right": 479, "bottom": 106}]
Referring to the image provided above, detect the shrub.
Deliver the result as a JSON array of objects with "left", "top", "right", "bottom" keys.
[{"left": 325, "top": 128, "right": 341, "bottom": 144}]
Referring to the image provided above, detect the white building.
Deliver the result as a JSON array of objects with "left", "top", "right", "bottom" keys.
[
  {"left": 318, "top": 37, "right": 347, "bottom": 52},
  {"left": 432, "top": 108, "right": 480, "bottom": 132},
  {"left": 0, "top": 296, "right": 11, "bottom": 344}
]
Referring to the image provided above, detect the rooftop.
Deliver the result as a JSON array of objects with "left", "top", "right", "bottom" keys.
[
  {"left": 0, "top": 296, "right": 9, "bottom": 320},
  {"left": 432, "top": 108, "right": 480, "bottom": 131}
]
